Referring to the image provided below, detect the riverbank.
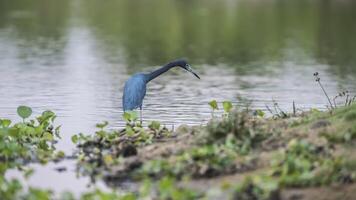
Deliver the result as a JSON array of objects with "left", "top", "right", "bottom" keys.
[{"left": 1, "top": 103, "right": 356, "bottom": 199}]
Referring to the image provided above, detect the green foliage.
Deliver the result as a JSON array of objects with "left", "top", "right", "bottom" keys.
[
  {"left": 254, "top": 109, "right": 265, "bottom": 117},
  {"left": 72, "top": 120, "right": 172, "bottom": 180},
  {"left": 139, "top": 144, "right": 247, "bottom": 179},
  {"left": 74, "top": 177, "right": 199, "bottom": 200},
  {"left": 148, "top": 121, "right": 160, "bottom": 130},
  {"left": 17, "top": 105, "right": 32, "bottom": 121},
  {"left": 271, "top": 139, "right": 355, "bottom": 187},
  {"left": 0, "top": 107, "right": 63, "bottom": 175},
  {"left": 234, "top": 139, "right": 356, "bottom": 200},
  {"left": 0, "top": 107, "right": 63, "bottom": 200},
  {"left": 222, "top": 101, "right": 233, "bottom": 113},
  {"left": 234, "top": 176, "right": 279, "bottom": 200},
  {"left": 1, "top": 119, "right": 11, "bottom": 128},
  {"left": 123, "top": 111, "right": 139, "bottom": 124},
  {"left": 320, "top": 124, "right": 356, "bottom": 143},
  {"left": 96, "top": 121, "right": 108, "bottom": 129},
  {"left": 208, "top": 100, "right": 218, "bottom": 110},
  {"left": 80, "top": 189, "right": 135, "bottom": 200},
  {"left": 205, "top": 110, "right": 268, "bottom": 155},
  {"left": 345, "top": 110, "right": 356, "bottom": 121},
  {"left": 156, "top": 176, "right": 200, "bottom": 200},
  {"left": 0, "top": 178, "right": 23, "bottom": 200}
]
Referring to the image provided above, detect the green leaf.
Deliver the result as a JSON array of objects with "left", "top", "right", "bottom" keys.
[
  {"left": 148, "top": 121, "right": 161, "bottom": 130},
  {"left": 255, "top": 109, "right": 265, "bottom": 117},
  {"left": 17, "top": 106, "right": 32, "bottom": 119},
  {"left": 103, "top": 154, "right": 113, "bottom": 165},
  {"left": 38, "top": 110, "right": 55, "bottom": 123},
  {"left": 43, "top": 132, "right": 54, "bottom": 141},
  {"left": 56, "top": 151, "right": 65, "bottom": 159},
  {"left": 71, "top": 135, "right": 78, "bottom": 144},
  {"left": 55, "top": 125, "right": 61, "bottom": 139},
  {"left": 96, "top": 121, "right": 109, "bottom": 129},
  {"left": 42, "top": 110, "right": 55, "bottom": 119},
  {"left": 222, "top": 101, "right": 233, "bottom": 113},
  {"left": 123, "top": 111, "right": 138, "bottom": 122},
  {"left": 126, "top": 126, "right": 135, "bottom": 136},
  {"left": 24, "top": 168, "right": 34, "bottom": 179},
  {"left": 1, "top": 119, "right": 11, "bottom": 127},
  {"left": 208, "top": 100, "right": 218, "bottom": 110}
]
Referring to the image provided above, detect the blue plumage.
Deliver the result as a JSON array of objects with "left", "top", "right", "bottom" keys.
[
  {"left": 122, "top": 59, "right": 200, "bottom": 123},
  {"left": 123, "top": 73, "right": 147, "bottom": 111}
]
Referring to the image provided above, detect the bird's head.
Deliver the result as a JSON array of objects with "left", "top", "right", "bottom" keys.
[{"left": 173, "top": 59, "right": 200, "bottom": 79}]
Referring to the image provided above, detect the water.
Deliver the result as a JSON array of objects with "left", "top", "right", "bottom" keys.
[{"left": 1, "top": 0, "right": 356, "bottom": 194}]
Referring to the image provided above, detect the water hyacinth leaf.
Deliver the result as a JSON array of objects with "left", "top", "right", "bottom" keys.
[
  {"left": 96, "top": 121, "right": 109, "bottom": 129},
  {"left": 209, "top": 100, "right": 218, "bottom": 110},
  {"left": 17, "top": 106, "right": 32, "bottom": 120},
  {"left": 1, "top": 119, "right": 11, "bottom": 127},
  {"left": 123, "top": 112, "right": 130, "bottom": 122},
  {"left": 43, "top": 132, "right": 54, "bottom": 141},
  {"left": 42, "top": 110, "right": 55, "bottom": 119},
  {"left": 56, "top": 151, "right": 65, "bottom": 159},
  {"left": 126, "top": 126, "right": 135, "bottom": 136},
  {"left": 222, "top": 101, "right": 233, "bottom": 113},
  {"left": 71, "top": 135, "right": 79, "bottom": 144},
  {"left": 38, "top": 110, "right": 56, "bottom": 124},
  {"left": 123, "top": 111, "right": 138, "bottom": 122},
  {"left": 148, "top": 121, "right": 161, "bottom": 130}
]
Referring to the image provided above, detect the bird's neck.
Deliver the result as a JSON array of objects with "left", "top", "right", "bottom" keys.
[{"left": 145, "top": 62, "right": 177, "bottom": 83}]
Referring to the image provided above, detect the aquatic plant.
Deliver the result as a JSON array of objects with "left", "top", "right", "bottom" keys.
[
  {"left": 72, "top": 119, "right": 172, "bottom": 181},
  {"left": 208, "top": 100, "right": 234, "bottom": 118},
  {"left": 204, "top": 108, "right": 269, "bottom": 155},
  {"left": 0, "top": 106, "right": 63, "bottom": 173},
  {"left": 0, "top": 176, "right": 54, "bottom": 200},
  {"left": 271, "top": 139, "right": 355, "bottom": 187},
  {"left": 233, "top": 138, "right": 355, "bottom": 200},
  {"left": 208, "top": 100, "right": 218, "bottom": 118},
  {"left": 138, "top": 144, "right": 248, "bottom": 179},
  {"left": 234, "top": 176, "right": 279, "bottom": 200},
  {"left": 0, "top": 106, "right": 64, "bottom": 200}
]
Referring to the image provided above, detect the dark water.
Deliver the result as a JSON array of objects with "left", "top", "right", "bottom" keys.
[{"left": 1, "top": 0, "right": 356, "bottom": 194}]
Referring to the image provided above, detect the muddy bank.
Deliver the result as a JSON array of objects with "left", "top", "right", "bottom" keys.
[{"left": 71, "top": 104, "right": 356, "bottom": 199}]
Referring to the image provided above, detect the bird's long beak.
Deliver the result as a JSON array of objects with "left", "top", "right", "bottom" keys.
[{"left": 186, "top": 65, "right": 201, "bottom": 79}]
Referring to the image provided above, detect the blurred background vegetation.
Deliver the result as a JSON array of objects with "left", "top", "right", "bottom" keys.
[{"left": 0, "top": 0, "right": 355, "bottom": 75}]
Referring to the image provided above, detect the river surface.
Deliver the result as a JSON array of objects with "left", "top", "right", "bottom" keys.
[{"left": 1, "top": 0, "right": 356, "bottom": 195}]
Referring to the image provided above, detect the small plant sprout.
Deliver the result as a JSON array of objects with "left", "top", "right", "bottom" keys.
[
  {"left": 123, "top": 111, "right": 139, "bottom": 124},
  {"left": 254, "top": 109, "right": 265, "bottom": 117},
  {"left": 96, "top": 121, "right": 109, "bottom": 130},
  {"left": 265, "top": 100, "right": 287, "bottom": 118},
  {"left": 208, "top": 100, "right": 219, "bottom": 117},
  {"left": 222, "top": 101, "right": 233, "bottom": 113},
  {"left": 313, "top": 72, "right": 333, "bottom": 109},
  {"left": 0, "top": 119, "right": 11, "bottom": 128},
  {"left": 17, "top": 105, "right": 32, "bottom": 122}
]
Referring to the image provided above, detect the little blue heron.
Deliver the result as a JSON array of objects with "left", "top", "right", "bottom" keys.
[{"left": 122, "top": 59, "right": 200, "bottom": 123}]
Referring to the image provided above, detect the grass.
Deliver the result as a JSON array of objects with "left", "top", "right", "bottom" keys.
[
  {"left": 66, "top": 101, "right": 356, "bottom": 199},
  {"left": 1, "top": 101, "right": 356, "bottom": 200}
]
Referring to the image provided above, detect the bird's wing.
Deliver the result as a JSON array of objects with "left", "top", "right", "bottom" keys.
[{"left": 123, "top": 76, "right": 146, "bottom": 111}]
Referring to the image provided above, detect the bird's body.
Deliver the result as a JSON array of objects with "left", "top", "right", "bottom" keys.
[
  {"left": 122, "top": 59, "right": 200, "bottom": 123},
  {"left": 122, "top": 73, "right": 147, "bottom": 111}
]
